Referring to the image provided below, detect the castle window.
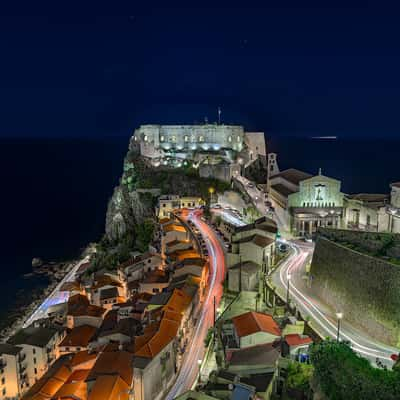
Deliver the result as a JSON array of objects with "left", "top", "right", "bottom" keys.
[
  {"left": 160, "top": 135, "right": 165, "bottom": 142},
  {"left": 144, "top": 135, "right": 148, "bottom": 142},
  {"left": 184, "top": 135, "right": 189, "bottom": 142},
  {"left": 199, "top": 136, "right": 204, "bottom": 142},
  {"left": 228, "top": 136, "right": 232, "bottom": 142}
]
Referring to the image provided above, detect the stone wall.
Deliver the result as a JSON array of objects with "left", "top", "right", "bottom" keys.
[{"left": 311, "top": 235, "right": 400, "bottom": 346}]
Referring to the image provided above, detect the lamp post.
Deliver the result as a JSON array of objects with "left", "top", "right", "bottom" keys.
[
  {"left": 286, "top": 273, "right": 292, "bottom": 308},
  {"left": 336, "top": 312, "right": 343, "bottom": 342},
  {"left": 198, "top": 359, "right": 202, "bottom": 382}
]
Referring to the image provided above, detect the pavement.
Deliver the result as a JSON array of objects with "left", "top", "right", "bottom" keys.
[
  {"left": 23, "top": 255, "right": 90, "bottom": 327},
  {"left": 271, "top": 240, "right": 399, "bottom": 368},
  {"left": 165, "top": 208, "right": 226, "bottom": 399}
]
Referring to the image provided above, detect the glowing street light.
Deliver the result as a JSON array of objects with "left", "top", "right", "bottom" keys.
[
  {"left": 336, "top": 312, "right": 343, "bottom": 342},
  {"left": 286, "top": 273, "right": 292, "bottom": 307}
]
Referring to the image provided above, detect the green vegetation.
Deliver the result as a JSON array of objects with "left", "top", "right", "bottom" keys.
[
  {"left": 286, "top": 362, "right": 313, "bottom": 393},
  {"left": 135, "top": 219, "right": 155, "bottom": 252},
  {"left": 319, "top": 228, "right": 400, "bottom": 265},
  {"left": 310, "top": 340, "right": 400, "bottom": 400}
]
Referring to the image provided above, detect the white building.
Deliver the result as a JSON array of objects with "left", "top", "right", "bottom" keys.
[
  {"left": 378, "top": 182, "right": 400, "bottom": 233},
  {"left": 156, "top": 195, "right": 203, "bottom": 218}
]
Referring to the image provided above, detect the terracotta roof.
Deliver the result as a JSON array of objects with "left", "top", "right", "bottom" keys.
[
  {"left": 70, "top": 351, "right": 98, "bottom": 369},
  {"left": 159, "top": 217, "right": 171, "bottom": 224},
  {"left": 59, "top": 325, "right": 97, "bottom": 348},
  {"left": 347, "top": 193, "right": 388, "bottom": 203},
  {"left": 53, "top": 379, "right": 87, "bottom": 400},
  {"left": 67, "top": 294, "right": 106, "bottom": 318},
  {"left": 270, "top": 168, "right": 312, "bottom": 185},
  {"left": 86, "top": 351, "right": 133, "bottom": 386},
  {"left": 91, "top": 275, "right": 122, "bottom": 290},
  {"left": 88, "top": 375, "right": 129, "bottom": 400},
  {"left": 100, "top": 287, "right": 119, "bottom": 300},
  {"left": 22, "top": 356, "right": 72, "bottom": 400},
  {"left": 232, "top": 312, "right": 281, "bottom": 338},
  {"left": 163, "top": 224, "right": 187, "bottom": 233},
  {"left": 391, "top": 182, "right": 400, "bottom": 188},
  {"left": 134, "top": 317, "right": 180, "bottom": 359},
  {"left": 284, "top": 334, "right": 313, "bottom": 347},
  {"left": 163, "top": 288, "right": 192, "bottom": 314},
  {"left": 65, "top": 368, "right": 90, "bottom": 383}
]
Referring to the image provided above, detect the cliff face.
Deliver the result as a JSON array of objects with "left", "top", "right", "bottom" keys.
[
  {"left": 105, "top": 144, "right": 231, "bottom": 241},
  {"left": 310, "top": 235, "right": 400, "bottom": 346}
]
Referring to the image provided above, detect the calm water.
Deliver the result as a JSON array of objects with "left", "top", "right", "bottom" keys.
[{"left": 0, "top": 135, "right": 398, "bottom": 321}]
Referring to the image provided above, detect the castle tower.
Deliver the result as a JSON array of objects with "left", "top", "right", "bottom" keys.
[{"left": 266, "top": 153, "right": 280, "bottom": 194}]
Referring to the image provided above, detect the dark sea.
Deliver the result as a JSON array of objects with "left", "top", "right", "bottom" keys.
[{"left": 0, "top": 135, "right": 398, "bottom": 323}]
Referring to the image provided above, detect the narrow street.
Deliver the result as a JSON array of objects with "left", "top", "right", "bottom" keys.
[{"left": 165, "top": 209, "right": 226, "bottom": 399}]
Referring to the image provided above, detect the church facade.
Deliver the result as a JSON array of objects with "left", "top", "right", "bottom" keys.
[{"left": 288, "top": 171, "right": 345, "bottom": 236}]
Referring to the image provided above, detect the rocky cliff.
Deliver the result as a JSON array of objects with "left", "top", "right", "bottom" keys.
[{"left": 105, "top": 141, "right": 231, "bottom": 241}]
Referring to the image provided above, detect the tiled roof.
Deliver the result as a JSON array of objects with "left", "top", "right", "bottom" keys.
[
  {"left": 270, "top": 168, "right": 312, "bottom": 185},
  {"left": 284, "top": 334, "right": 313, "bottom": 347},
  {"left": 86, "top": 351, "right": 133, "bottom": 386},
  {"left": 59, "top": 325, "right": 97, "bottom": 348},
  {"left": 0, "top": 343, "right": 22, "bottom": 356},
  {"left": 142, "top": 269, "right": 169, "bottom": 284},
  {"left": 347, "top": 193, "right": 388, "bottom": 203},
  {"left": 70, "top": 350, "right": 98, "bottom": 369},
  {"left": 67, "top": 294, "right": 106, "bottom": 318},
  {"left": 91, "top": 275, "right": 122, "bottom": 290},
  {"left": 163, "top": 288, "right": 192, "bottom": 314},
  {"left": 232, "top": 312, "right": 281, "bottom": 338},
  {"left": 134, "top": 317, "right": 180, "bottom": 359},
  {"left": 163, "top": 223, "right": 187, "bottom": 233},
  {"left": 391, "top": 182, "right": 400, "bottom": 188},
  {"left": 229, "top": 341, "right": 280, "bottom": 366},
  {"left": 88, "top": 374, "right": 129, "bottom": 400},
  {"left": 8, "top": 323, "right": 60, "bottom": 348}
]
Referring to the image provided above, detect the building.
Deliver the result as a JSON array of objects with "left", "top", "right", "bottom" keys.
[
  {"left": 228, "top": 261, "right": 259, "bottom": 292},
  {"left": 132, "top": 124, "right": 245, "bottom": 165},
  {"left": 282, "top": 334, "right": 313, "bottom": 361},
  {"left": 58, "top": 325, "right": 97, "bottom": 354},
  {"left": 223, "top": 312, "right": 281, "bottom": 354},
  {"left": 66, "top": 294, "right": 106, "bottom": 329},
  {"left": 269, "top": 164, "right": 345, "bottom": 236},
  {"left": 343, "top": 193, "right": 388, "bottom": 231},
  {"left": 157, "top": 195, "right": 203, "bottom": 218},
  {"left": 378, "top": 182, "right": 400, "bottom": 233},
  {"left": 0, "top": 343, "right": 24, "bottom": 399}
]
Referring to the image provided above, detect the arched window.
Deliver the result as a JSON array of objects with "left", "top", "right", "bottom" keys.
[
  {"left": 199, "top": 136, "right": 204, "bottom": 142},
  {"left": 160, "top": 135, "right": 165, "bottom": 142},
  {"left": 228, "top": 136, "right": 232, "bottom": 142},
  {"left": 184, "top": 135, "right": 189, "bottom": 142}
]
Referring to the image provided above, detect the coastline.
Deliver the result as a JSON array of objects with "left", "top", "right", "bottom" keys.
[
  {"left": 0, "top": 261, "right": 75, "bottom": 341},
  {"left": 0, "top": 245, "right": 94, "bottom": 342}
]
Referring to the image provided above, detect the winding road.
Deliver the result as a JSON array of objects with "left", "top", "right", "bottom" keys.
[
  {"left": 165, "top": 209, "right": 226, "bottom": 399},
  {"left": 271, "top": 240, "right": 399, "bottom": 368}
]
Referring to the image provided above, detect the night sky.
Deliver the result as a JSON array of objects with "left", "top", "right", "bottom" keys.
[{"left": 1, "top": 1, "right": 400, "bottom": 138}]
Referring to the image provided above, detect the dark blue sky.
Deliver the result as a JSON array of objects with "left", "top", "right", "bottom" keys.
[{"left": 1, "top": 1, "right": 400, "bottom": 138}]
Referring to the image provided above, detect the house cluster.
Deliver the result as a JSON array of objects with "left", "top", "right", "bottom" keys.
[
  {"left": 0, "top": 214, "right": 209, "bottom": 400},
  {"left": 266, "top": 153, "right": 400, "bottom": 235},
  {"left": 215, "top": 216, "right": 278, "bottom": 293},
  {"left": 176, "top": 310, "right": 313, "bottom": 400}
]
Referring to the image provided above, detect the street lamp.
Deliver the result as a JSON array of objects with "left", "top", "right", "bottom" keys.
[
  {"left": 198, "top": 359, "right": 202, "bottom": 382},
  {"left": 286, "top": 273, "right": 292, "bottom": 307},
  {"left": 336, "top": 312, "right": 343, "bottom": 342}
]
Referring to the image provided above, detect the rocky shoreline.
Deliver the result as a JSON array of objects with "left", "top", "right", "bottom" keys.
[{"left": 0, "top": 260, "right": 75, "bottom": 341}]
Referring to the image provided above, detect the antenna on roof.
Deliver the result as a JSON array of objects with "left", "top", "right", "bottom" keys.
[{"left": 218, "top": 106, "right": 222, "bottom": 125}]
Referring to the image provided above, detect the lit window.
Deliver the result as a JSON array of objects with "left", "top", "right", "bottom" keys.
[
  {"left": 199, "top": 136, "right": 204, "bottom": 142},
  {"left": 237, "top": 136, "right": 241, "bottom": 142},
  {"left": 144, "top": 135, "right": 148, "bottom": 142},
  {"left": 184, "top": 135, "right": 189, "bottom": 142},
  {"left": 169, "top": 136, "right": 176, "bottom": 142},
  {"left": 160, "top": 135, "right": 165, "bottom": 142},
  {"left": 228, "top": 136, "right": 232, "bottom": 142}
]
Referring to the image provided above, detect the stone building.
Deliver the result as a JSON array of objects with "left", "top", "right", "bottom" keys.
[
  {"left": 377, "top": 182, "right": 400, "bottom": 233},
  {"left": 268, "top": 164, "right": 345, "bottom": 236}
]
